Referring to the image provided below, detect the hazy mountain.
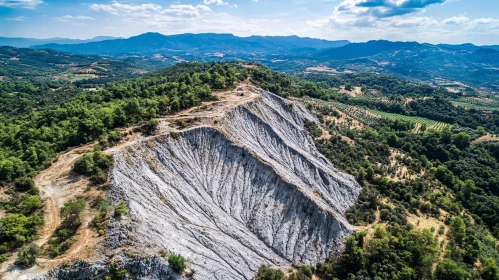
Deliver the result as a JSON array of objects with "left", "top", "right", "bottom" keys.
[
  {"left": 313, "top": 42, "right": 499, "bottom": 90},
  {"left": 437, "top": 43, "right": 481, "bottom": 51},
  {"left": 31, "top": 32, "right": 350, "bottom": 56},
  {"left": 0, "top": 36, "right": 122, "bottom": 48},
  {"left": 318, "top": 40, "right": 420, "bottom": 59}
]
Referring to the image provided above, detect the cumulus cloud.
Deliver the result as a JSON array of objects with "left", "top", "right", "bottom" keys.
[
  {"left": 334, "top": 0, "right": 447, "bottom": 21},
  {"left": 0, "top": 0, "right": 42, "bottom": 9},
  {"left": 90, "top": 2, "right": 212, "bottom": 27},
  {"left": 442, "top": 15, "right": 469, "bottom": 25},
  {"left": 389, "top": 16, "right": 438, "bottom": 27},
  {"left": 468, "top": 18, "right": 499, "bottom": 30},
  {"left": 203, "top": 0, "right": 228, "bottom": 5},
  {"left": 321, "top": 0, "right": 449, "bottom": 29}
]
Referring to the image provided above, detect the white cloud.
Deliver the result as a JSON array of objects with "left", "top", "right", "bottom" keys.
[
  {"left": 56, "top": 15, "right": 94, "bottom": 21},
  {"left": 203, "top": 0, "right": 228, "bottom": 5},
  {"left": 442, "top": 15, "right": 469, "bottom": 25},
  {"left": 164, "top": 5, "right": 211, "bottom": 16},
  {"left": 90, "top": 3, "right": 163, "bottom": 16},
  {"left": 468, "top": 18, "right": 499, "bottom": 30},
  {"left": 5, "top": 16, "right": 26, "bottom": 21},
  {"left": 389, "top": 17, "right": 438, "bottom": 28},
  {"left": 0, "top": 0, "right": 42, "bottom": 9},
  {"left": 54, "top": 15, "right": 94, "bottom": 26},
  {"left": 90, "top": 2, "right": 212, "bottom": 27}
]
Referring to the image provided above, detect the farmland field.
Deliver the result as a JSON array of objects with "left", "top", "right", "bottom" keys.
[
  {"left": 367, "top": 109, "right": 450, "bottom": 131},
  {"left": 301, "top": 97, "right": 449, "bottom": 132}
]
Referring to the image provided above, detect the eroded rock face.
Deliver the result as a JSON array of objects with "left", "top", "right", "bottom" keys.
[{"left": 107, "top": 90, "right": 361, "bottom": 279}]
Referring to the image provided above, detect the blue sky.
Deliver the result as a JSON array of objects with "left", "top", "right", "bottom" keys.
[{"left": 1, "top": 0, "right": 499, "bottom": 45}]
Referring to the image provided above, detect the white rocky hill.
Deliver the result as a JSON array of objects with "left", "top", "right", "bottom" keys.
[{"left": 36, "top": 86, "right": 360, "bottom": 280}]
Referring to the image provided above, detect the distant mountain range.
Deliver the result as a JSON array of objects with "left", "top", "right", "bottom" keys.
[
  {"left": 1, "top": 32, "right": 498, "bottom": 91},
  {"left": 0, "top": 36, "right": 122, "bottom": 48},
  {"left": 30, "top": 33, "right": 350, "bottom": 56}
]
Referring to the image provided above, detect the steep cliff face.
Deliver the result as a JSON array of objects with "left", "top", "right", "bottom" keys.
[{"left": 106, "top": 90, "right": 361, "bottom": 279}]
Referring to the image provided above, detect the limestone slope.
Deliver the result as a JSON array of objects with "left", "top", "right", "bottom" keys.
[{"left": 109, "top": 89, "right": 361, "bottom": 279}]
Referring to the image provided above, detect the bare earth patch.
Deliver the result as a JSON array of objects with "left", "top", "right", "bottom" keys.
[{"left": 473, "top": 133, "right": 499, "bottom": 144}]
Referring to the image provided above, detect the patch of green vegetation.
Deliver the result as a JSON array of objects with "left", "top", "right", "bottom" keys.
[
  {"left": 114, "top": 201, "right": 127, "bottom": 217},
  {"left": 254, "top": 266, "right": 285, "bottom": 280},
  {"left": 168, "top": 253, "right": 187, "bottom": 274},
  {"left": 73, "top": 151, "right": 113, "bottom": 184},
  {"left": 46, "top": 199, "right": 86, "bottom": 257},
  {"left": 16, "top": 243, "right": 40, "bottom": 267}
]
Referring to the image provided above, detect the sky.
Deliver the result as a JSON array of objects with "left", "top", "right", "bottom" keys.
[{"left": 1, "top": 0, "right": 499, "bottom": 45}]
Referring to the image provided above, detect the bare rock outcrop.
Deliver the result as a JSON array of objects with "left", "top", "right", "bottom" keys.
[{"left": 105, "top": 89, "right": 361, "bottom": 279}]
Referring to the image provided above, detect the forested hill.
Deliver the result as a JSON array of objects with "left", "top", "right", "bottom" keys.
[{"left": 0, "top": 46, "right": 144, "bottom": 81}]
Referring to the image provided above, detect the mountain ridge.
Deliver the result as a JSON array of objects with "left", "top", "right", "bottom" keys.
[
  {"left": 31, "top": 32, "right": 350, "bottom": 56},
  {"left": 0, "top": 36, "right": 122, "bottom": 48}
]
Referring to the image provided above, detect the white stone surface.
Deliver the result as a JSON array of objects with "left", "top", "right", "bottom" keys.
[{"left": 108, "top": 90, "right": 360, "bottom": 280}]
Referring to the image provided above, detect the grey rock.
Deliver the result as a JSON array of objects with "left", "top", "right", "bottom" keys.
[
  {"left": 39, "top": 89, "right": 360, "bottom": 280},
  {"left": 108, "top": 90, "right": 360, "bottom": 279}
]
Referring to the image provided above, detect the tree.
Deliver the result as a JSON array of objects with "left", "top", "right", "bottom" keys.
[
  {"left": 60, "top": 200, "right": 86, "bottom": 228},
  {"left": 73, "top": 154, "right": 94, "bottom": 175},
  {"left": 168, "top": 253, "right": 187, "bottom": 274},
  {"left": 254, "top": 265, "right": 284, "bottom": 280},
  {"left": 449, "top": 216, "right": 466, "bottom": 244},
  {"left": 16, "top": 243, "right": 40, "bottom": 267},
  {"left": 14, "top": 176, "right": 35, "bottom": 192},
  {"left": 435, "top": 259, "right": 468, "bottom": 280},
  {"left": 482, "top": 258, "right": 499, "bottom": 280},
  {"left": 452, "top": 132, "right": 471, "bottom": 150},
  {"left": 478, "top": 126, "right": 486, "bottom": 136}
]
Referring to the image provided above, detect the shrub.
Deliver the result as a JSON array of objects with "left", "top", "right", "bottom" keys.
[
  {"left": 58, "top": 229, "right": 69, "bottom": 240},
  {"left": 16, "top": 243, "right": 40, "bottom": 267},
  {"left": 115, "top": 201, "right": 127, "bottom": 216},
  {"left": 254, "top": 265, "right": 284, "bottom": 280},
  {"left": 292, "top": 264, "right": 313, "bottom": 278},
  {"left": 108, "top": 131, "right": 121, "bottom": 143},
  {"left": 14, "top": 177, "right": 35, "bottom": 192},
  {"left": 73, "top": 154, "right": 95, "bottom": 175},
  {"left": 93, "top": 151, "right": 111, "bottom": 170},
  {"left": 170, "top": 131, "right": 179, "bottom": 140},
  {"left": 168, "top": 253, "right": 187, "bottom": 274},
  {"left": 90, "top": 167, "right": 107, "bottom": 184},
  {"left": 141, "top": 119, "right": 158, "bottom": 135},
  {"left": 158, "top": 249, "right": 167, "bottom": 258},
  {"left": 60, "top": 199, "right": 86, "bottom": 229},
  {"left": 109, "top": 263, "right": 127, "bottom": 280}
]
